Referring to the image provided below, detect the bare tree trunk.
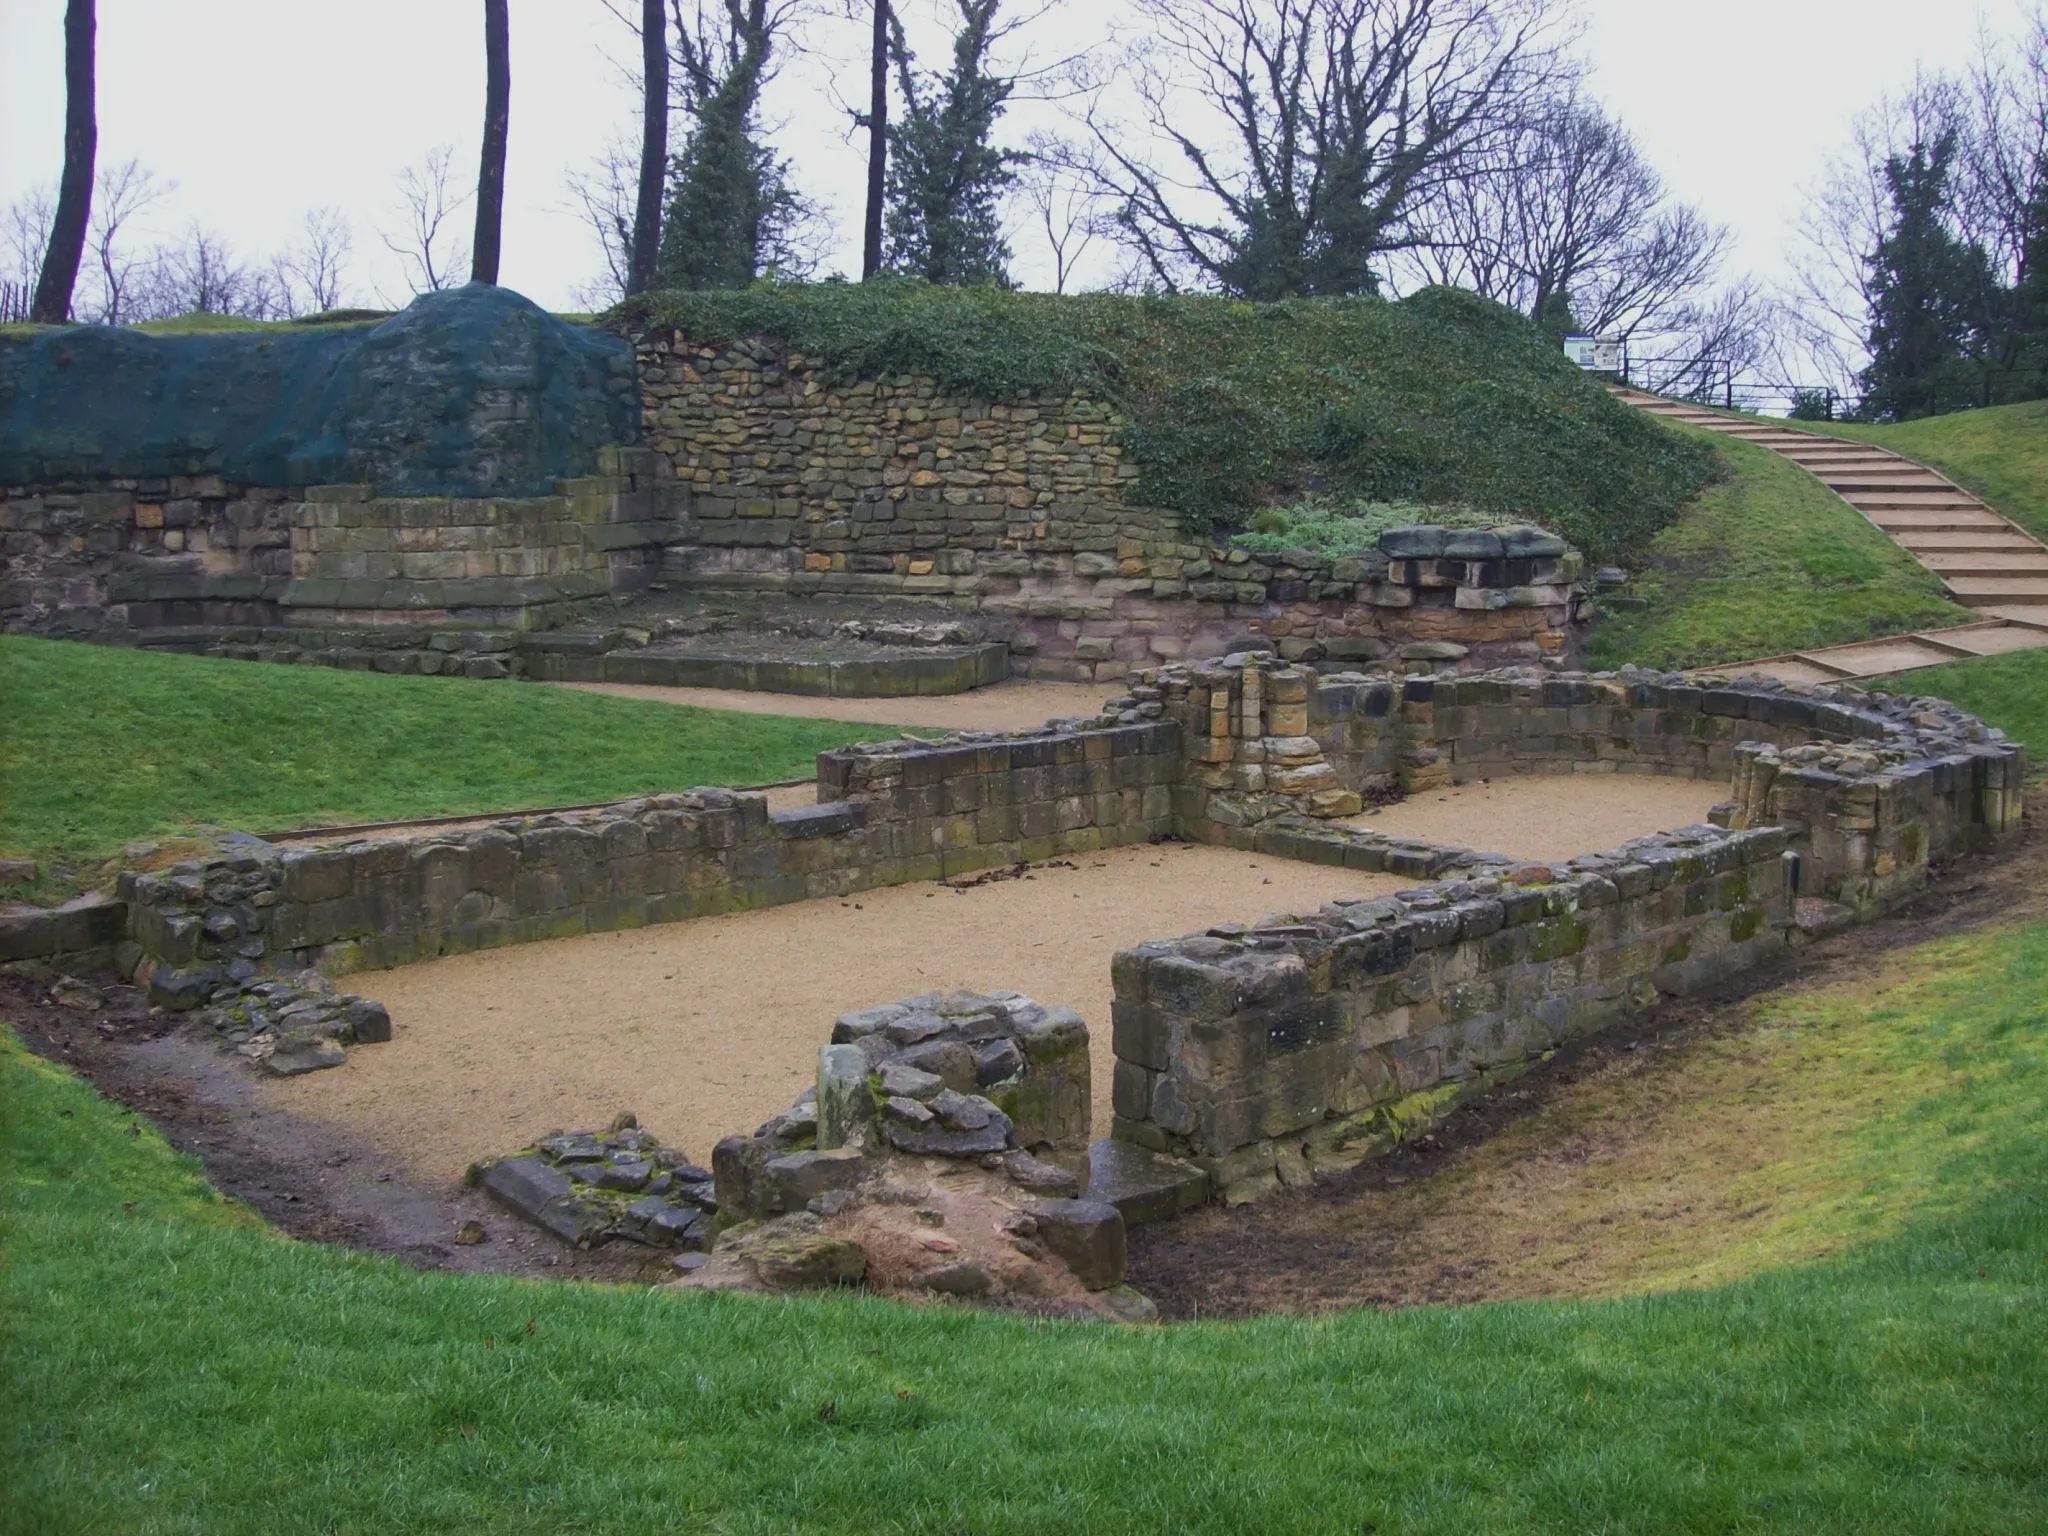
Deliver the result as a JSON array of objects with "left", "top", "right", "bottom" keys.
[
  {"left": 862, "top": 0, "right": 889, "bottom": 278},
  {"left": 31, "top": 0, "right": 96, "bottom": 324},
  {"left": 472, "top": 0, "right": 511, "bottom": 285},
  {"left": 628, "top": 0, "right": 668, "bottom": 293}
]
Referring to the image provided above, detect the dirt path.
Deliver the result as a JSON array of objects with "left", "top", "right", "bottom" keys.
[{"left": 560, "top": 678, "right": 1112, "bottom": 731}]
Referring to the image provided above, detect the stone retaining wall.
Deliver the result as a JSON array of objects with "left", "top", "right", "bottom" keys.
[
  {"left": 1107, "top": 822, "right": 1794, "bottom": 1200},
  {"left": 634, "top": 331, "right": 1586, "bottom": 679}
]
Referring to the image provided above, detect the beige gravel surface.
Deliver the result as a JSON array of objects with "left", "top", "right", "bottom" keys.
[
  {"left": 561, "top": 678, "right": 1113, "bottom": 731},
  {"left": 1350, "top": 774, "right": 1726, "bottom": 862},
  {"left": 269, "top": 844, "right": 1407, "bottom": 1182},
  {"left": 268, "top": 774, "right": 1728, "bottom": 1183}
]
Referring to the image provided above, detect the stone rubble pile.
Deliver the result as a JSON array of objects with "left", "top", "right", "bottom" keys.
[
  {"left": 465, "top": 990, "right": 1156, "bottom": 1314},
  {"left": 194, "top": 969, "right": 391, "bottom": 1076},
  {"left": 468, "top": 1115, "right": 719, "bottom": 1250}
]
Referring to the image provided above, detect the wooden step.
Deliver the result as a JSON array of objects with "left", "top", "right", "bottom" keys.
[
  {"left": 1918, "top": 553, "right": 2048, "bottom": 577},
  {"left": 1914, "top": 624, "right": 2048, "bottom": 656},
  {"left": 1867, "top": 513, "right": 2010, "bottom": 532},
  {"left": 1984, "top": 604, "right": 2048, "bottom": 631},
  {"left": 1891, "top": 532, "right": 2043, "bottom": 552},
  {"left": 1948, "top": 577, "right": 2048, "bottom": 603},
  {"left": 1796, "top": 637, "right": 1982, "bottom": 676}
]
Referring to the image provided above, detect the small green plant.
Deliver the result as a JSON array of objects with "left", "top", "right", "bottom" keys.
[{"left": 1229, "top": 497, "right": 1505, "bottom": 557}]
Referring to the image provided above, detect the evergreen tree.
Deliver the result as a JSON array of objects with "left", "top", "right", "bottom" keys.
[
  {"left": 1859, "top": 133, "right": 1999, "bottom": 420},
  {"left": 883, "top": 0, "right": 1017, "bottom": 287},
  {"left": 656, "top": 0, "right": 807, "bottom": 291}
]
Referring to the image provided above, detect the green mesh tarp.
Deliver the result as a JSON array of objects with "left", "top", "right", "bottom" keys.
[{"left": 0, "top": 284, "right": 639, "bottom": 496}]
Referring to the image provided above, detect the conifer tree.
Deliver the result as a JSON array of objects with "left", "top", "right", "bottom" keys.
[
  {"left": 1859, "top": 134, "right": 1998, "bottom": 420},
  {"left": 882, "top": 0, "right": 1017, "bottom": 287},
  {"left": 657, "top": 0, "right": 807, "bottom": 290}
]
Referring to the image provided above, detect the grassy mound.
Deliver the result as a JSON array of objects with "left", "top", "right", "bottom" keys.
[
  {"left": 1809, "top": 399, "right": 2048, "bottom": 544},
  {"left": 1585, "top": 424, "right": 1971, "bottom": 671},
  {"left": 0, "top": 637, "right": 899, "bottom": 883},
  {"left": 610, "top": 281, "right": 1716, "bottom": 562},
  {"left": 6, "top": 905, "right": 2047, "bottom": 1530}
]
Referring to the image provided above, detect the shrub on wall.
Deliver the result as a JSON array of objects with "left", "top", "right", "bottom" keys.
[{"left": 609, "top": 280, "right": 1716, "bottom": 564}]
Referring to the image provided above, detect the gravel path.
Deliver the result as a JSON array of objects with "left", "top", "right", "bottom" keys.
[{"left": 265, "top": 775, "right": 1725, "bottom": 1184}]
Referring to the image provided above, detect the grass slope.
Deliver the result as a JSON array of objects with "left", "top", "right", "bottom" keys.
[
  {"left": 1870, "top": 648, "right": 2048, "bottom": 761},
  {"left": 6, "top": 912, "right": 2048, "bottom": 1532},
  {"left": 1586, "top": 423, "right": 1971, "bottom": 671},
  {"left": 1807, "top": 399, "right": 2048, "bottom": 544},
  {"left": 615, "top": 281, "right": 1715, "bottom": 561},
  {"left": 0, "top": 638, "right": 895, "bottom": 873}
]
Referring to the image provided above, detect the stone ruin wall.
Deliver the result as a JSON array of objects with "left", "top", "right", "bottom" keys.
[
  {"left": 1107, "top": 822, "right": 1793, "bottom": 1200},
  {"left": 111, "top": 722, "right": 1181, "bottom": 1006},
  {"left": 11, "top": 660, "right": 2022, "bottom": 1203},
  {"left": 8, "top": 313, "right": 1588, "bottom": 681},
  {"left": 632, "top": 331, "right": 1587, "bottom": 681},
  {"left": 0, "top": 447, "right": 672, "bottom": 666}
]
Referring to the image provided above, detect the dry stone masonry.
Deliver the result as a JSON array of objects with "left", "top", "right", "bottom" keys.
[
  {"left": 8, "top": 292, "right": 1591, "bottom": 680},
  {"left": 61, "top": 653, "right": 2024, "bottom": 1218},
  {"left": 1108, "top": 822, "right": 1793, "bottom": 1201}
]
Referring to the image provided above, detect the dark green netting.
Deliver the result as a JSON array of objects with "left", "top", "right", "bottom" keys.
[{"left": 0, "top": 284, "right": 639, "bottom": 496}]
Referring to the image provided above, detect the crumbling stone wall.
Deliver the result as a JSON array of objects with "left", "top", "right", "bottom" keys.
[
  {"left": 119, "top": 723, "right": 1181, "bottom": 1004},
  {"left": 108, "top": 661, "right": 2023, "bottom": 1014},
  {"left": 1108, "top": 823, "right": 1795, "bottom": 1200},
  {"left": 1, "top": 446, "right": 671, "bottom": 638},
  {"left": 632, "top": 331, "right": 1586, "bottom": 678}
]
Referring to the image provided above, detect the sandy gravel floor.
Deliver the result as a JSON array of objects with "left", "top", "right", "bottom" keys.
[
  {"left": 267, "top": 774, "right": 1728, "bottom": 1184},
  {"left": 562, "top": 678, "right": 1113, "bottom": 731},
  {"left": 1353, "top": 775, "right": 1726, "bottom": 862},
  {"left": 272, "top": 844, "right": 1411, "bottom": 1182}
]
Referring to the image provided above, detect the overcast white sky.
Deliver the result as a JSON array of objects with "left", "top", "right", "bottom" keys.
[{"left": 0, "top": 0, "right": 2028, "bottom": 310}]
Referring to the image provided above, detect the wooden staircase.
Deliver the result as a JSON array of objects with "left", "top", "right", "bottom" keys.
[{"left": 1612, "top": 388, "right": 2048, "bottom": 683}]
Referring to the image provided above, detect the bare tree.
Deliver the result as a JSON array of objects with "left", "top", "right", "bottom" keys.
[
  {"left": 863, "top": 0, "right": 892, "bottom": 277},
  {"left": 1078, "top": 0, "right": 1571, "bottom": 298},
  {"left": 149, "top": 225, "right": 281, "bottom": 318},
  {"left": 631, "top": 0, "right": 669, "bottom": 292},
  {"left": 81, "top": 158, "right": 167, "bottom": 324},
  {"left": 381, "top": 147, "right": 472, "bottom": 296},
  {"left": 271, "top": 206, "right": 354, "bottom": 316},
  {"left": 1016, "top": 144, "right": 1102, "bottom": 293},
  {"left": 1403, "top": 91, "right": 1729, "bottom": 341},
  {"left": 567, "top": 136, "right": 639, "bottom": 307},
  {"left": 32, "top": 0, "right": 97, "bottom": 323},
  {"left": 472, "top": 0, "right": 511, "bottom": 284},
  {"left": 1784, "top": 75, "right": 1967, "bottom": 394},
  {"left": 4, "top": 190, "right": 56, "bottom": 298}
]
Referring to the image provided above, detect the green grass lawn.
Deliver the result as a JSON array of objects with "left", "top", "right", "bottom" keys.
[
  {"left": 0, "top": 637, "right": 900, "bottom": 875},
  {"left": 1872, "top": 647, "right": 2048, "bottom": 761},
  {"left": 1806, "top": 399, "right": 2048, "bottom": 544},
  {"left": 6, "top": 907, "right": 2048, "bottom": 1532},
  {"left": 1585, "top": 424, "right": 1972, "bottom": 671}
]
